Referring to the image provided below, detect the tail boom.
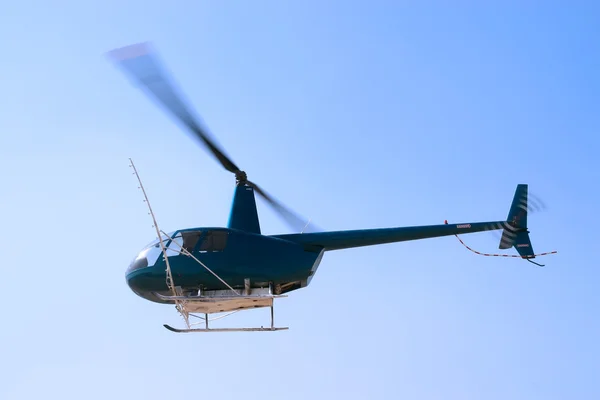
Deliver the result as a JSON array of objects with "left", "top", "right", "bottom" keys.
[
  {"left": 273, "top": 221, "right": 506, "bottom": 251},
  {"left": 275, "top": 184, "right": 552, "bottom": 264}
]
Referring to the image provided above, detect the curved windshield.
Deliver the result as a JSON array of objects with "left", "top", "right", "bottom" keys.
[
  {"left": 141, "top": 231, "right": 177, "bottom": 251},
  {"left": 127, "top": 231, "right": 179, "bottom": 274},
  {"left": 165, "top": 232, "right": 183, "bottom": 257}
]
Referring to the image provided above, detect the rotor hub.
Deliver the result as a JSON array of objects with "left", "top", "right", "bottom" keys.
[{"left": 235, "top": 170, "right": 248, "bottom": 185}]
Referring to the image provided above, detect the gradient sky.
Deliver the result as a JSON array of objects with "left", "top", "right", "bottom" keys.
[{"left": 1, "top": 1, "right": 598, "bottom": 399}]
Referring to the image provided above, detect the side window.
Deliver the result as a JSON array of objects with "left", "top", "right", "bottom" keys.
[
  {"left": 212, "top": 231, "right": 228, "bottom": 251},
  {"left": 182, "top": 231, "right": 202, "bottom": 254},
  {"left": 199, "top": 231, "right": 228, "bottom": 252}
]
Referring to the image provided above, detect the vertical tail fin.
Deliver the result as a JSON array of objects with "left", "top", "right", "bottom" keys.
[
  {"left": 228, "top": 184, "right": 261, "bottom": 234},
  {"left": 499, "top": 184, "right": 536, "bottom": 260}
]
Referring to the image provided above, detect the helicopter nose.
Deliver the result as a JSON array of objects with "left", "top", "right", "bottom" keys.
[
  {"left": 125, "top": 252, "right": 168, "bottom": 303},
  {"left": 126, "top": 267, "right": 170, "bottom": 304},
  {"left": 126, "top": 266, "right": 155, "bottom": 299},
  {"left": 126, "top": 255, "right": 148, "bottom": 275},
  {"left": 125, "top": 253, "right": 153, "bottom": 294}
]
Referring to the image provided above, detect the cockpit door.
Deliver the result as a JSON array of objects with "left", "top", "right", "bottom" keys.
[{"left": 165, "top": 233, "right": 184, "bottom": 257}]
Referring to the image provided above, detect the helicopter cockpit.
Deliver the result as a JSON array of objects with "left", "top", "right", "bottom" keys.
[{"left": 126, "top": 229, "right": 229, "bottom": 275}]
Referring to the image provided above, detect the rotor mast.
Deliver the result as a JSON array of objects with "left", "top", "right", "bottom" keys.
[{"left": 228, "top": 171, "right": 261, "bottom": 233}]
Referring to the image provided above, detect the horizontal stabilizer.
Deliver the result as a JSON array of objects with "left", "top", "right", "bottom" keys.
[{"left": 513, "top": 231, "right": 535, "bottom": 259}]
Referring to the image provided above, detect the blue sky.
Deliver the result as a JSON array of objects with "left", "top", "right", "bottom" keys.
[{"left": 1, "top": 1, "right": 598, "bottom": 399}]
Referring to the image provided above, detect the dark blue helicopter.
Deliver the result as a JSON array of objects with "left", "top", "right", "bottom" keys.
[{"left": 109, "top": 43, "right": 545, "bottom": 333}]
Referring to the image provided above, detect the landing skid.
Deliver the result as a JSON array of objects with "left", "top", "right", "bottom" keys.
[
  {"left": 163, "top": 325, "right": 288, "bottom": 333},
  {"left": 156, "top": 289, "right": 289, "bottom": 333}
]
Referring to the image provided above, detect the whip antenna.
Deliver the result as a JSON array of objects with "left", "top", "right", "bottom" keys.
[{"left": 129, "top": 158, "right": 190, "bottom": 327}]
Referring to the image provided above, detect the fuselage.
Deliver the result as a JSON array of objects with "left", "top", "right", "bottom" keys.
[
  {"left": 126, "top": 219, "right": 511, "bottom": 304},
  {"left": 126, "top": 227, "right": 324, "bottom": 303}
]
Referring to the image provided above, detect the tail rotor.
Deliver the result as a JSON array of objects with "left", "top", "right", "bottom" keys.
[{"left": 455, "top": 184, "right": 557, "bottom": 266}]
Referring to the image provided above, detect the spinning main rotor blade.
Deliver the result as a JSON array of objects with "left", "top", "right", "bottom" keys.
[
  {"left": 107, "top": 42, "right": 239, "bottom": 174},
  {"left": 247, "top": 180, "right": 317, "bottom": 233},
  {"left": 107, "top": 42, "right": 316, "bottom": 232}
]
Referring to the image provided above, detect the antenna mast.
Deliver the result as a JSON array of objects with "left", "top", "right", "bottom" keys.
[{"left": 129, "top": 158, "right": 190, "bottom": 328}]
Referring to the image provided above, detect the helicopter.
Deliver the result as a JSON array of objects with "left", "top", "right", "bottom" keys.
[{"left": 108, "top": 42, "right": 553, "bottom": 333}]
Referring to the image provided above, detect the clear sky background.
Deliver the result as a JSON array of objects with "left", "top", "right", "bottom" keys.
[{"left": 1, "top": 1, "right": 598, "bottom": 399}]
